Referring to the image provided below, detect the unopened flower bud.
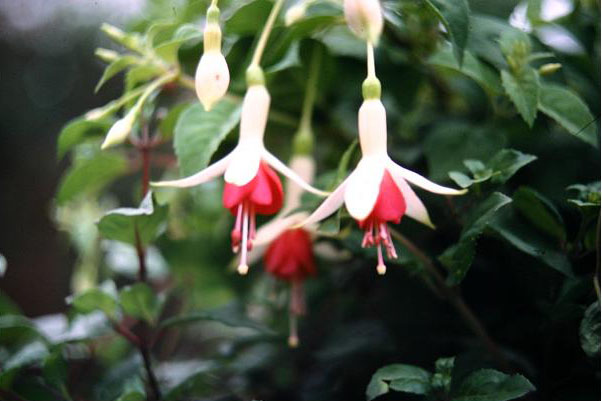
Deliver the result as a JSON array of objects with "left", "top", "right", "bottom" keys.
[
  {"left": 538, "top": 63, "right": 562, "bottom": 75},
  {"left": 195, "top": 51, "right": 230, "bottom": 111},
  {"left": 101, "top": 112, "right": 135, "bottom": 149},
  {"left": 95, "top": 48, "right": 120, "bottom": 63},
  {"left": 194, "top": 4, "right": 230, "bottom": 111},
  {"left": 285, "top": 2, "right": 307, "bottom": 26},
  {"left": 344, "top": 0, "right": 383, "bottom": 45}
]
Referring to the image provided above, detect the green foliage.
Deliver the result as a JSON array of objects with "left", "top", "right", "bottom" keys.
[
  {"left": 367, "top": 358, "right": 535, "bottom": 401},
  {"left": 119, "top": 283, "right": 161, "bottom": 323},
  {"left": 4, "top": 0, "right": 597, "bottom": 399},
  {"left": 97, "top": 192, "right": 168, "bottom": 245},
  {"left": 173, "top": 99, "right": 242, "bottom": 177}
]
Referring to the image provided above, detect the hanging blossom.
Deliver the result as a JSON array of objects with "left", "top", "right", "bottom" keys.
[
  {"left": 299, "top": 82, "right": 465, "bottom": 275},
  {"left": 195, "top": 2, "right": 230, "bottom": 111},
  {"left": 256, "top": 156, "right": 318, "bottom": 347},
  {"left": 152, "top": 84, "right": 328, "bottom": 275}
]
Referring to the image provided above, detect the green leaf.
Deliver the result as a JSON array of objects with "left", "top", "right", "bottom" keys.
[
  {"left": 580, "top": 301, "right": 600, "bottom": 357},
  {"left": 513, "top": 187, "right": 565, "bottom": 241},
  {"left": 440, "top": 192, "right": 512, "bottom": 284},
  {"left": 173, "top": 99, "right": 242, "bottom": 177},
  {"left": 423, "top": 0, "right": 470, "bottom": 64},
  {"left": 2, "top": 341, "right": 49, "bottom": 371},
  {"left": 538, "top": 84, "right": 598, "bottom": 147},
  {"left": 225, "top": 0, "right": 271, "bottom": 35},
  {"left": 567, "top": 182, "right": 601, "bottom": 207},
  {"left": 488, "top": 149, "right": 537, "bottom": 184},
  {"left": 429, "top": 45, "right": 502, "bottom": 94},
  {"left": 431, "top": 357, "right": 455, "bottom": 392},
  {"left": 119, "top": 283, "right": 160, "bottom": 323},
  {"left": 366, "top": 364, "right": 432, "bottom": 401},
  {"left": 158, "top": 102, "right": 189, "bottom": 140},
  {"left": 95, "top": 55, "right": 139, "bottom": 93},
  {"left": 452, "top": 369, "right": 535, "bottom": 401},
  {"left": 97, "top": 191, "right": 168, "bottom": 246},
  {"left": 265, "top": 41, "right": 302, "bottom": 74},
  {"left": 70, "top": 288, "right": 119, "bottom": 318},
  {"left": 424, "top": 123, "right": 506, "bottom": 182},
  {"left": 501, "top": 68, "right": 540, "bottom": 127},
  {"left": 125, "top": 65, "right": 163, "bottom": 92},
  {"left": 0, "top": 315, "right": 45, "bottom": 345},
  {"left": 116, "top": 391, "right": 146, "bottom": 401},
  {"left": 160, "top": 303, "right": 274, "bottom": 334},
  {"left": 43, "top": 349, "right": 69, "bottom": 390},
  {"left": 489, "top": 208, "right": 572, "bottom": 276},
  {"left": 57, "top": 117, "right": 113, "bottom": 160},
  {"left": 56, "top": 153, "right": 129, "bottom": 205}
]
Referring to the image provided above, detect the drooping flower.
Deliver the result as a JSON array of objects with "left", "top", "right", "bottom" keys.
[
  {"left": 242, "top": 155, "right": 318, "bottom": 347},
  {"left": 195, "top": 4, "right": 230, "bottom": 111},
  {"left": 299, "top": 98, "right": 466, "bottom": 274},
  {"left": 344, "top": 0, "right": 384, "bottom": 45},
  {"left": 152, "top": 85, "right": 328, "bottom": 274}
]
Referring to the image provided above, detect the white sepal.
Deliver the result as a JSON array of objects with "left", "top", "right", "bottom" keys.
[
  {"left": 297, "top": 176, "right": 349, "bottom": 227},
  {"left": 195, "top": 51, "right": 230, "bottom": 111},
  {"left": 386, "top": 162, "right": 434, "bottom": 228},
  {"left": 344, "top": 157, "right": 385, "bottom": 220},
  {"left": 151, "top": 153, "right": 232, "bottom": 188},
  {"left": 388, "top": 159, "right": 467, "bottom": 195},
  {"left": 262, "top": 150, "right": 329, "bottom": 197}
]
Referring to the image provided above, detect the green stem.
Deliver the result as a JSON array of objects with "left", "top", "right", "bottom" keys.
[
  {"left": 250, "top": 0, "right": 285, "bottom": 67},
  {"left": 298, "top": 45, "right": 322, "bottom": 134}
]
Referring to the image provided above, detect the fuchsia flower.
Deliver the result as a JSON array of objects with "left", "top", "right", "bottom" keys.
[
  {"left": 300, "top": 98, "right": 466, "bottom": 274},
  {"left": 152, "top": 85, "right": 327, "bottom": 274}
]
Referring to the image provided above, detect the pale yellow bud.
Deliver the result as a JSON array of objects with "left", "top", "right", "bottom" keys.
[
  {"left": 285, "top": 3, "right": 307, "bottom": 26},
  {"left": 344, "top": 0, "right": 383, "bottom": 44},
  {"left": 101, "top": 112, "right": 135, "bottom": 149},
  {"left": 194, "top": 51, "right": 230, "bottom": 111}
]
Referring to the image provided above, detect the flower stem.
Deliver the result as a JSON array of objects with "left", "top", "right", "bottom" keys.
[
  {"left": 250, "top": 0, "right": 285, "bottom": 68},
  {"left": 299, "top": 45, "right": 321, "bottom": 133},
  {"left": 367, "top": 42, "right": 376, "bottom": 78},
  {"left": 390, "top": 229, "right": 510, "bottom": 370}
]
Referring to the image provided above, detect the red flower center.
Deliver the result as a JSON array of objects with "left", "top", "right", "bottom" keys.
[
  {"left": 223, "top": 162, "right": 284, "bottom": 274},
  {"left": 358, "top": 170, "right": 406, "bottom": 274}
]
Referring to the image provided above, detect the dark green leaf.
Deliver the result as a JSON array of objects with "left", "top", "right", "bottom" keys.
[
  {"left": 501, "top": 68, "right": 539, "bottom": 127},
  {"left": 0, "top": 315, "right": 45, "bottom": 344},
  {"left": 95, "top": 55, "right": 139, "bottom": 93},
  {"left": 97, "top": 191, "right": 168, "bottom": 246},
  {"left": 56, "top": 153, "right": 129, "bottom": 205},
  {"left": 580, "top": 301, "right": 600, "bottom": 357},
  {"left": 452, "top": 369, "right": 535, "bottom": 401},
  {"left": 173, "top": 99, "right": 242, "bottom": 177},
  {"left": 366, "top": 364, "right": 432, "bottom": 400},
  {"left": 429, "top": 45, "right": 501, "bottom": 94},
  {"left": 265, "top": 41, "right": 302, "bottom": 74},
  {"left": 70, "top": 288, "right": 119, "bottom": 318},
  {"left": 538, "top": 84, "right": 598, "bottom": 147},
  {"left": 158, "top": 102, "right": 189, "bottom": 140},
  {"left": 43, "top": 349, "right": 68, "bottom": 390},
  {"left": 116, "top": 391, "right": 146, "bottom": 401},
  {"left": 423, "top": 0, "right": 470, "bottom": 64},
  {"left": 57, "top": 117, "right": 113, "bottom": 160},
  {"left": 513, "top": 187, "right": 565, "bottom": 241},
  {"left": 440, "top": 192, "right": 512, "bottom": 284},
  {"left": 160, "top": 303, "right": 274, "bottom": 334},
  {"left": 488, "top": 149, "right": 537, "bottom": 184},
  {"left": 2, "top": 341, "right": 48, "bottom": 371},
  {"left": 119, "top": 283, "right": 160, "bottom": 323},
  {"left": 489, "top": 208, "right": 573, "bottom": 276}
]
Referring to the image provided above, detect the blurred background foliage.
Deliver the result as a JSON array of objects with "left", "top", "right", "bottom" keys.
[{"left": 0, "top": 0, "right": 599, "bottom": 400}]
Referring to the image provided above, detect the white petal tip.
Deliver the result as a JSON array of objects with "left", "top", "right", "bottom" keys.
[
  {"left": 376, "top": 264, "right": 387, "bottom": 275},
  {"left": 237, "top": 264, "right": 249, "bottom": 275}
]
